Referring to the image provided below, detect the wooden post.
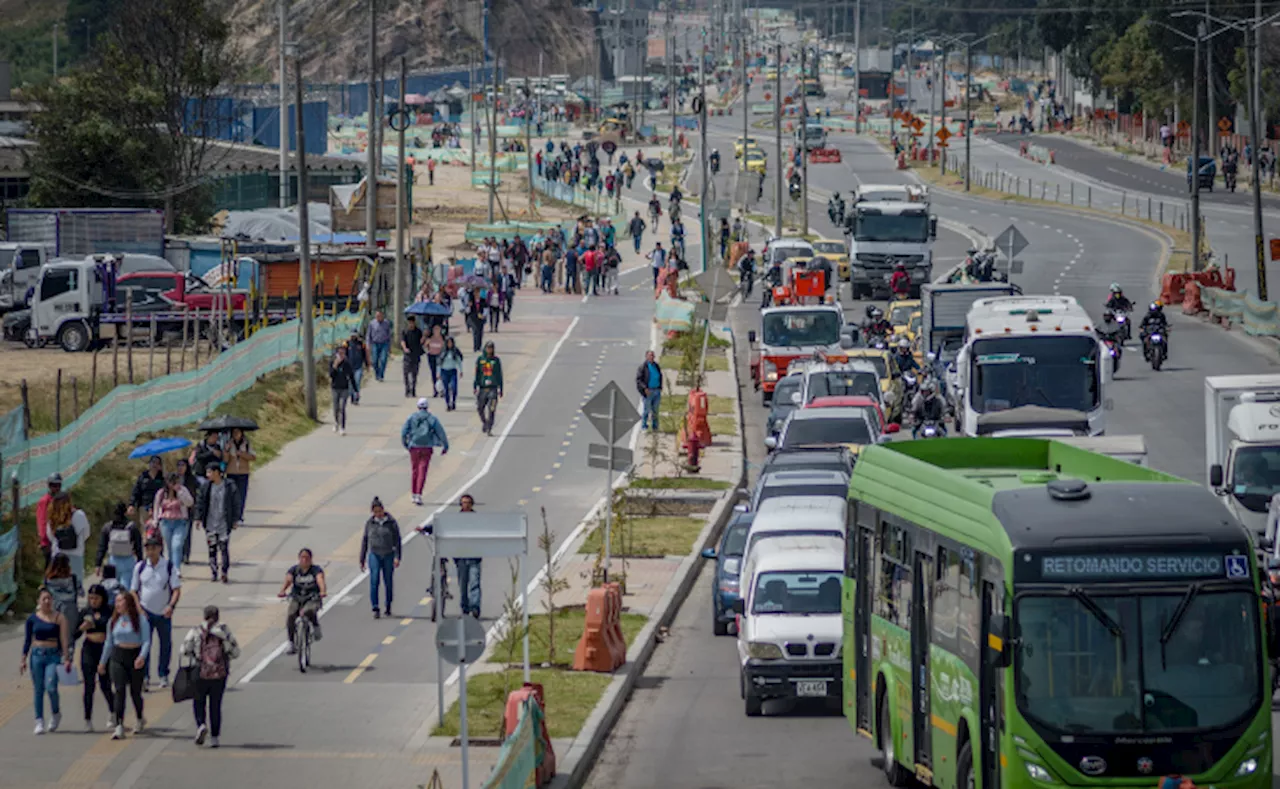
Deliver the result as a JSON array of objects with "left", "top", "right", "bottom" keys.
[
  {"left": 19, "top": 380, "right": 31, "bottom": 434},
  {"left": 180, "top": 309, "right": 190, "bottom": 372},
  {"left": 125, "top": 290, "right": 134, "bottom": 384},
  {"left": 55, "top": 368, "right": 62, "bottom": 432},
  {"left": 112, "top": 331, "right": 120, "bottom": 387},
  {"left": 71, "top": 376, "right": 79, "bottom": 421},
  {"left": 194, "top": 308, "right": 202, "bottom": 368},
  {"left": 89, "top": 350, "right": 99, "bottom": 406},
  {"left": 165, "top": 334, "right": 172, "bottom": 374},
  {"left": 148, "top": 314, "right": 156, "bottom": 378},
  {"left": 9, "top": 467, "right": 18, "bottom": 595}
]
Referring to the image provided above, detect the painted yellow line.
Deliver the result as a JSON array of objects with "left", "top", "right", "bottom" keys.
[
  {"left": 401, "top": 617, "right": 413, "bottom": 625},
  {"left": 531, "top": 486, "right": 542, "bottom": 493},
  {"left": 343, "top": 653, "right": 378, "bottom": 684},
  {"left": 544, "top": 474, "right": 554, "bottom": 480},
  {"left": 558, "top": 451, "right": 567, "bottom": 457},
  {"left": 382, "top": 636, "right": 396, "bottom": 645},
  {"left": 552, "top": 462, "right": 562, "bottom": 469},
  {"left": 562, "top": 440, "right": 572, "bottom": 446},
  {"left": 419, "top": 596, "right": 431, "bottom": 605}
]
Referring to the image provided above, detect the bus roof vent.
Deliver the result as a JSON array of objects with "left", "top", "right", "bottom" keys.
[{"left": 1046, "top": 478, "right": 1091, "bottom": 502}]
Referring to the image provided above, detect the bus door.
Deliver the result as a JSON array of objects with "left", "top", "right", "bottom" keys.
[
  {"left": 979, "top": 580, "right": 1004, "bottom": 789},
  {"left": 911, "top": 550, "right": 934, "bottom": 780},
  {"left": 854, "top": 525, "right": 874, "bottom": 734}
]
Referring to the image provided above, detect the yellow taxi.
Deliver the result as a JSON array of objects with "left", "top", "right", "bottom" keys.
[
  {"left": 744, "top": 148, "right": 767, "bottom": 175},
  {"left": 812, "top": 239, "right": 850, "bottom": 280},
  {"left": 845, "top": 348, "right": 905, "bottom": 422},
  {"left": 763, "top": 67, "right": 779, "bottom": 82},
  {"left": 888, "top": 299, "right": 921, "bottom": 332},
  {"left": 734, "top": 136, "right": 758, "bottom": 159}
]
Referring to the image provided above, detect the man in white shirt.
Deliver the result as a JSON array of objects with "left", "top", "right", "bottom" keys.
[
  {"left": 131, "top": 538, "right": 182, "bottom": 689},
  {"left": 649, "top": 242, "right": 667, "bottom": 290}
]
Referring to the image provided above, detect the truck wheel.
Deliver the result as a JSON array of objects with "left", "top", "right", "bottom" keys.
[{"left": 58, "top": 320, "right": 91, "bottom": 353}]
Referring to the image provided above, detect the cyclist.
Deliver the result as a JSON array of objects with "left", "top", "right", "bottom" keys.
[
  {"left": 648, "top": 195, "right": 661, "bottom": 227},
  {"left": 670, "top": 219, "right": 686, "bottom": 259},
  {"left": 278, "top": 548, "right": 326, "bottom": 653}
]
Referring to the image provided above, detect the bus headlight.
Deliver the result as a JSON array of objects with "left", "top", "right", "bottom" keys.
[
  {"left": 1024, "top": 763, "right": 1054, "bottom": 783},
  {"left": 747, "top": 641, "right": 784, "bottom": 660},
  {"left": 1235, "top": 758, "right": 1259, "bottom": 776}
]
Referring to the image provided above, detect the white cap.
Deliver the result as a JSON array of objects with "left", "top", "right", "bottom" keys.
[{"left": 417, "top": 398, "right": 430, "bottom": 410}]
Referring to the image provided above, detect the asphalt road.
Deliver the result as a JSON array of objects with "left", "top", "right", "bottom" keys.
[{"left": 584, "top": 49, "right": 1280, "bottom": 789}]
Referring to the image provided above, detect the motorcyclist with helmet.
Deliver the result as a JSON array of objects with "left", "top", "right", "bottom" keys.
[
  {"left": 864, "top": 308, "right": 892, "bottom": 341},
  {"left": 909, "top": 381, "right": 947, "bottom": 438},
  {"left": 761, "top": 256, "right": 783, "bottom": 308},
  {"left": 894, "top": 338, "right": 920, "bottom": 374},
  {"left": 889, "top": 261, "right": 911, "bottom": 299},
  {"left": 709, "top": 149, "right": 721, "bottom": 174},
  {"left": 1105, "top": 283, "right": 1133, "bottom": 313},
  {"left": 739, "top": 248, "right": 756, "bottom": 298},
  {"left": 1140, "top": 301, "right": 1170, "bottom": 360}
]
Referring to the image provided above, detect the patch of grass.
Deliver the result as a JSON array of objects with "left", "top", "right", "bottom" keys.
[
  {"left": 579, "top": 515, "right": 704, "bottom": 557},
  {"left": 658, "top": 354, "right": 728, "bottom": 372},
  {"left": 494, "top": 608, "right": 648, "bottom": 669},
  {"left": 432, "top": 668, "right": 613, "bottom": 740},
  {"left": 657, "top": 412, "right": 736, "bottom": 436},
  {"left": 659, "top": 394, "right": 733, "bottom": 416},
  {"left": 629, "top": 476, "right": 731, "bottom": 490},
  {"left": 8, "top": 364, "right": 330, "bottom": 613},
  {"left": 663, "top": 328, "right": 730, "bottom": 353}
]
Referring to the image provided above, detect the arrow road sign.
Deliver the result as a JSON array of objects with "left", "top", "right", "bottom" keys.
[
  {"left": 588, "top": 443, "right": 634, "bottom": 472},
  {"left": 435, "top": 615, "right": 487, "bottom": 665},
  {"left": 994, "top": 225, "right": 1029, "bottom": 261},
  {"left": 582, "top": 381, "right": 641, "bottom": 443}
]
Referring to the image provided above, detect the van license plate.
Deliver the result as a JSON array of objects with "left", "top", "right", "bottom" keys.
[{"left": 796, "top": 680, "right": 827, "bottom": 697}]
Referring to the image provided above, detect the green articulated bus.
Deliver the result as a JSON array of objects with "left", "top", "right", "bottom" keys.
[{"left": 842, "top": 438, "right": 1271, "bottom": 789}]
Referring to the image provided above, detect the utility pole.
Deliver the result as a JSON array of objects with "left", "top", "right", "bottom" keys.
[
  {"left": 853, "top": 0, "right": 861, "bottom": 133},
  {"left": 487, "top": 68, "right": 497, "bottom": 224},
  {"left": 698, "top": 29, "right": 710, "bottom": 271},
  {"left": 1192, "top": 23, "right": 1204, "bottom": 271},
  {"left": 295, "top": 55, "right": 317, "bottom": 422},
  {"left": 928, "top": 48, "right": 937, "bottom": 163},
  {"left": 52, "top": 22, "right": 58, "bottom": 77},
  {"left": 525, "top": 75, "right": 535, "bottom": 210},
  {"left": 800, "top": 43, "right": 809, "bottom": 234},
  {"left": 1205, "top": 0, "right": 1216, "bottom": 158},
  {"left": 1247, "top": 9, "right": 1268, "bottom": 299},
  {"left": 774, "top": 40, "right": 783, "bottom": 238},
  {"left": 964, "top": 42, "right": 973, "bottom": 191},
  {"left": 365, "top": 0, "right": 378, "bottom": 252},
  {"left": 469, "top": 56, "right": 477, "bottom": 176},
  {"left": 667, "top": 0, "right": 676, "bottom": 158},
  {"left": 278, "top": 0, "right": 289, "bottom": 209},
  {"left": 740, "top": 24, "right": 748, "bottom": 174},
  {"left": 395, "top": 56, "right": 407, "bottom": 340}
]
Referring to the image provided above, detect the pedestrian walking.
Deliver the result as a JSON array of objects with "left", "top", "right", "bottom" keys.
[
  {"left": 181, "top": 605, "right": 240, "bottom": 748},
  {"left": 100, "top": 591, "right": 149, "bottom": 739},
  {"left": 366, "top": 310, "right": 393, "bottom": 381},
  {"left": 425, "top": 325, "right": 445, "bottom": 397},
  {"left": 130, "top": 457, "right": 165, "bottom": 525},
  {"left": 21, "top": 587, "right": 72, "bottom": 735},
  {"left": 454, "top": 494, "right": 483, "bottom": 618},
  {"left": 649, "top": 242, "right": 666, "bottom": 290},
  {"left": 48, "top": 492, "right": 90, "bottom": 593},
  {"left": 77, "top": 584, "right": 114, "bottom": 731},
  {"left": 44, "top": 555, "right": 80, "bottom": 635},
  {"left": 96, "top": 502, "right": 143, "bottom": 588},
  {"left": 629, "top": 211, "right": 646, "bottom": 254},
  {"left": 401, "top": 398, "right": 449, "bottom": 506},
  {"left": 223, "top": 428, "right": 254, "bottom": 519},
  {"left": 36, "top": 473, "right": 64, "bottom": 569},
  {"left": 474, "top": 341, "right": 504, "bottom": 436},
  {"left": 468, "top": 294, "right": 486, "bottom": 351},
  {"left": 564, "top": 247, "right": 580, "bottom": 294},
  {"left": 330, "top": 346, "right": 356, "bottom": 435},
  {"left": 175, "top": 459, "right": 199, "bottom": 565},
  {"left": 426, "top": 157, "right": 436, "bottom": 186},
  {"left": 487, "top": 286, "right": 501, "bottom": 332},
  {"left": 345, "top": 334, "right": 370, "bottom": 404},
  {"left": 438, "top": 336, "right": 464, "bottom": 410},
  {"left": 636, "top": 350, "right": 663, "bottom": 431},
  {"left": 130, "top": 537, "right": 181, "bottom": 688},
  {"left": 192, "top": 432, "right": 224, "bottom": 480},
  {"left": 194, "top": 464, "right": 241, "bottom": 584},
  {"left": 360, "top": 498, "right": 402, "bottom": 618}
]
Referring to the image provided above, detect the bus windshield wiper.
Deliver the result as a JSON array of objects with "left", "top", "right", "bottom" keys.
[
  {"left": 1158, "top": 583, "right": 1200, "bottom": 669},
  {"left": 1070, "top": 587, "right": 1123, "bottom": 639}
]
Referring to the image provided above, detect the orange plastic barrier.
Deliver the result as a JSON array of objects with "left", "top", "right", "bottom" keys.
[
  {"left": 1182, "top": 280, "right": 1203, "bottom": 314},
  {"left": 573, "top": 586, "right": 625, "bottom": 672},
  {"left": 503, "top": 683, "right": 557, "bottom": 786},
  {"left": 1162, "top": 267, "right": 1236, "bottom": 306},
  {"left": 809, "top": 148, "right": 842, "bottom": 163}
]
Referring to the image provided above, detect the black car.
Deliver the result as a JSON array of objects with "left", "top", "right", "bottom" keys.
[
  {"left": 757, "top": 447, "right": 855, "bottom": 477},
  {"left": 701, "top": 512, "right": 753, "bottom": 636},
  {"left": 766, "top": 373, "right": 803, "bottom": 437}
]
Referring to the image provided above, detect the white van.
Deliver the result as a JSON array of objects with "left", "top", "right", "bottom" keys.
[
  {"left": 735, "top": 535, "right": 845, "bottom": 715},
  {"left": 744, "top": 496, "right": 847, "bottom": 561}
]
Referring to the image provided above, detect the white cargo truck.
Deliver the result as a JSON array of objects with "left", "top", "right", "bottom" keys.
[{"left": 1205, "top": 375, "right": 1280, "bottom": 540}]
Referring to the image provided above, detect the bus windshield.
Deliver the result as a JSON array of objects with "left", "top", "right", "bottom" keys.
[
  {"left": 853, "top": 212, "right": 929, "bottom": 243},
  {"left": 1015, "top": 590, "right": 1261, "bottom": 733},
  {"left": 762, "top": 310, "right": 841, "bottom": 347},
  {"left": 752, "top": 570, "right": 843, "bottom": 615},
  {"left": 970, "top": 336, "right": 1099, "bottom": 414}
]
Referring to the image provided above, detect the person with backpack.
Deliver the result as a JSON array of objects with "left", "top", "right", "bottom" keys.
[
  {"left": 401, "top": 399, "right": 450, "bottom": 506},
  {"left": 180, "top": 605, "right": 240, "bottom": 748},
  {"left": 44, "top": 554, "right": 80, "bottom": 632},
  {"left": 130, "top": 537, "right": 182, "bottom": 690},
  {"left": 47, "top": 493, "right": 90, "bottom": 593},
  {"left": 96, "top": 502, "right": 142, "bottom": 589}
]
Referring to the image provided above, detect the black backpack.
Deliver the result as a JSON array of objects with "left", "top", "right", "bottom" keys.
[{"left": 54, "top": 522, "right": 78, "bottom": 550}]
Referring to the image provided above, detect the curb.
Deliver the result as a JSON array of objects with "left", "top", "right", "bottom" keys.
[{"left": 547, "top": 326, "right": 747, "bottom": 789}]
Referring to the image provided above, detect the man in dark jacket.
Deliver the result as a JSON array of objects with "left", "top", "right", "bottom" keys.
[
  {"left": 402, "top": 316, "right": 425, "bottom": 398},
  {"left": 193, "top": 463, "right": 241, "bottom": 583},
  {"left": 636, "top": 351, "right": 663, "bottom": 432},
  {"left": 131, "top": 456, "right": 166, "bottom": 522},
  {"left": 193, "top": 433, "right": 224, "bottom": 480},
  {"left": 474, "top": 341, "right": 504, "bottom": 436},
  {"left": 359, "top": 497, "right": 401, "bottom": 618}
]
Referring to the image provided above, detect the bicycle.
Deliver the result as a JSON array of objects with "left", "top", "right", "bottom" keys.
[
  {"left": 295, "top": 613, "right": 313, "bottom": 672},
  {"left": 418, "top": 525, "right": 454, "bottom": 622}
]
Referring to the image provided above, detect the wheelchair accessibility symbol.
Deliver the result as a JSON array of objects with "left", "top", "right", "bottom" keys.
[{"left": 1225, "top": 554, "right": 1249, "bottom": 580}]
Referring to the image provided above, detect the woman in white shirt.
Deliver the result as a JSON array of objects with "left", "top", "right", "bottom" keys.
[{"left": 48, "top": 493, "right": 91, "bottom": 592}]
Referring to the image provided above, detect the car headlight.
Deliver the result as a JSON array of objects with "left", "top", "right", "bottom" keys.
[
  {"left": 747, "top": 641, "right": 784, "bottom": 660},
  {"left": 1235, "top": 758, "right": 1259, "bottom": 776},
  {"left": 1024, "top": 763, "right": 1054, "bottom": 783},
  {"left": 763, "top": 360, "right": 778, "bottom": 381}
]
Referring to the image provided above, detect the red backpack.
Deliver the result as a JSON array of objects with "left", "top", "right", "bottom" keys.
[{"left": 198, "top": 631, "right": 227, "bottom": 680}]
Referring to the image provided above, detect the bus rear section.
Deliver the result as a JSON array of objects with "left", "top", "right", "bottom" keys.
[{"left": 843, "top": 438, "right": 1271, "bottom": 789}]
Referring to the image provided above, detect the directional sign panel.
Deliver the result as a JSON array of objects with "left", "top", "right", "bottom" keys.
[
  {"left": 588, "top": 443, "right": 634, "bottom": 472},
  {"left": 994, "top": 225, "right": 1029, "bottom": 260},
  {"left": 435, "top": 616, "right": 487, "bottom": 665},
  {"left": 582, "top": 381, "right": 641, "bottom": 443}
]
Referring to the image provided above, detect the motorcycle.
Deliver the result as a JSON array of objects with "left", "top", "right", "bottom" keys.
[
  {"left": 1225, "top": 170, "right": 1238, "bottom": 192},
  {"left": 1113, "top": 309, "right": 1132, "bottom": 341},
  {"left": 789, "top": 182, "right": 802, "bottom": 200},
  {"left": 670, "top": 202, "right": 682, "bottom": 223},
  {"left": 1103, "top": 337, "right": 1121, "bottom": 373},
  {"left": 901, "top": 371, "right": 920, "bottom": 402},
  {"left": 919, "top": 420, "right": 945, "bottom": 439},
  {"left": 1146, "top": 330, "right": 1167, "bottom": 371}
]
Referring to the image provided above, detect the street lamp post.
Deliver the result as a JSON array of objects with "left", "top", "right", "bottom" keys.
[{"left": 961, "top": 33, "right": 995, "bottom": 192}]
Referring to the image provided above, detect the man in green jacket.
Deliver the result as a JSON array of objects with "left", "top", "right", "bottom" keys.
[{"left": 474, "top": 341, "right": 504, "bottom": 435}]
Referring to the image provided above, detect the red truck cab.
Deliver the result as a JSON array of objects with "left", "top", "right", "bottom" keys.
[{"left": 117, "top": 271, "right": 247, "bottom": 312}]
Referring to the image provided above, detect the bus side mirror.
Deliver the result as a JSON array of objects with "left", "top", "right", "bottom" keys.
[
  {"left": 989, "top": 614, "right": 1012, "bottom": 668},
  {"left": 1209, "top": 464, "right": 1224, "bottom": 489},
  {"left": 748, "top": 330, "right": 757, "bottom": 345}
]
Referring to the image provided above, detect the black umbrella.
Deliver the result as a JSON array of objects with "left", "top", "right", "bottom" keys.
[{"left": 198, "top": 414, "right": 260, "bottom": 432}]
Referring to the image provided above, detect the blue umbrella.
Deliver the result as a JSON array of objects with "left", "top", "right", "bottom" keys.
[
  {"left": 405, "top": 301, "right": 452, "bottom": 317},
  {"left": 129, "top": 436, "right": 193, "bottom": 460}
]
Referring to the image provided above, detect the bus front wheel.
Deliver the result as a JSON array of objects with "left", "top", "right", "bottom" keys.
[
  {"left": 879, "top": 695, "right": 910, "bottom": 787},
  {"left": 956, "top": 741, "right": 974, "bottom": 789}
]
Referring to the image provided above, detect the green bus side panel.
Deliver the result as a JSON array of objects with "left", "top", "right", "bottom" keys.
[
  {"left": 872, "top": 617, "right": 913, "bottom": 770},
  {"left": 928, "top": 646, "right": 979, "bottom": 789}
]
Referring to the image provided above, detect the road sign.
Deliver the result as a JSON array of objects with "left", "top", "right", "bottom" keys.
[
  {"left": 1218, "top": 117, "right": 1233, "bottom": 133},
  {"left": 435, "top": 616, "right": 486, "bottom": 665},
  {"left": 936, "top": 127, "right": 952, "bottom": 143},
  {"left": 994, "top": 225, "right": 1029, "bottom": 260},
  {"left": 588, "top": 443, "right": 634, "bottom": 471},
  {"left": 1270, "top": 238, "right": 1280, "bottom": 261},
  {"left": 582, "top": 381, "right": 640, "bottom": 443},
  {"left": 911, "top": 117, "right": 925, "bottom": 132}
]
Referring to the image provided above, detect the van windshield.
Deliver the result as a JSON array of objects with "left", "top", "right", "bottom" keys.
[{"left": 752, "top": 570, "right": 843, "bottom": 614}]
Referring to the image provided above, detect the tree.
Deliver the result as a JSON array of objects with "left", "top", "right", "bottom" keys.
[
  {"left": 26, "top": 0, "right": 240, "bottom": 232},
  {"left": 1093, "top": 20, "right": 1170, "bottom": 114}
]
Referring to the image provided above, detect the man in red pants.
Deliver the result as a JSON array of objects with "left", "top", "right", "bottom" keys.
[{"left": 400, "top": 398, "right": 449, "bottom": 506}]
